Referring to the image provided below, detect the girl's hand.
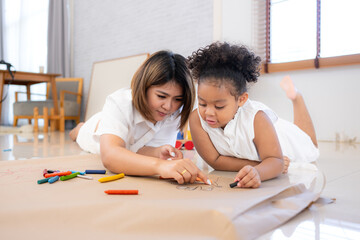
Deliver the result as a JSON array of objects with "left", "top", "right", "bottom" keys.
[
  {"left": 158, "top": 158, "right": 209, "bottom": 185},
  {"left": 282, "top": 156, "right": 290, "bottom": 174},
  {"left": 234, "top": 165, "right": 261, "bottom": 188},
  {"left": 158, "top": 144, "right": 183, "bottom": 160}
]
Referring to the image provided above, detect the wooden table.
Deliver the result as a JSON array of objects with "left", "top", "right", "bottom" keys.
[{"left": 0, "top": 70, "right": 61, "bottom": 123}]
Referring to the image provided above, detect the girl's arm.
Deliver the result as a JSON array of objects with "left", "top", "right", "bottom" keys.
[
  {"left": 252, "top": 111, "right": 284, "bottom": 180},
  {"left": 234, "top": 111, "right": 284, "bottom": 188},
  {"left": 189, "top": 110, "right": 259, "bottom": 170},
  {"left": 99, "top": 134, "right": 208, "bottom": 184}
]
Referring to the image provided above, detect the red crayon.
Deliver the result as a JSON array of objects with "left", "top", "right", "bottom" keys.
[
  {"left": 44, "top": 171, "right": 72, "bottom": 178},
  {"left": 104, "top": 190, "right": 138, "bottom": 195}
]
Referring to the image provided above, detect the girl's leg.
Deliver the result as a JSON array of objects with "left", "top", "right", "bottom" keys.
[
  {"left": 69, "top": 122, "right": 84, "bottom": 141},
  {"left": 280, "top": 75, "right": 318, "bottom": 147}
]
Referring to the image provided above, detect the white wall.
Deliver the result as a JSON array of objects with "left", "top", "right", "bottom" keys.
[
  {"left": 73, "top": 0, "right": 213, "bottom": 119},
  {"left": 73, "top": 0, "right": 360, "bottom": 142},
  {"left": 222, "top": 0, "right": 360, "bottom": 142}
]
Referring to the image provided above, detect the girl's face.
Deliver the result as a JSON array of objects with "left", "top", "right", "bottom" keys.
[
  {"left": 197, "top": 81, "right": 247, "bottom": 129},
  {"left": 146, "top": 81, "right": 183, "bottom": 123}
]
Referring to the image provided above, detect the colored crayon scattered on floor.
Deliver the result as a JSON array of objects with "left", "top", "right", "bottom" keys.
[
  {"left": 37, "top": 178, "right": 50, "bottom": 184},
  {"left": 3, "top": 148, "right": 11, "bottom": 152},
  {"left": 77, "top": 175, "right": 93, "bottom": 180},
  {"left": 85, "top": 170, "right": 106, "bottom": 174},
  {"left": 98, "top": 173, "right": 125, "bottom": 183},
  {"left": 229, "top": 181, "right": 239, "bottom": 188},
  {"left": 104, "top": 190, "right": 138, "bottom": 195},
  {"left": 44, "top": 171, "right": 72, "bottom": 178},
  {"left": 60, "top": 172, "right": 80, "bottom": 181},
  {"left": 43, "top": 169, "right": 48, "bottom": 177},
  {"left": 48, "top": 176, "right": 59, "bottom": 184},
  {"left": 71, "top": 171, "right": 85, "bottom": 175}
]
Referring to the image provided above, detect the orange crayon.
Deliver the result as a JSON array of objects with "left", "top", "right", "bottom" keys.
[
  {"left": 104, "top": 190, "right": 138, "bottom": 195},
  {"left": 159, "top": 176, "right": 211, "bottom": 185},
  {"left": 44, "top": 171, "right": 72, "bottom": 178}
]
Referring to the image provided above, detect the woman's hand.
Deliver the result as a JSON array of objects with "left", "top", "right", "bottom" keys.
[
  {"left": 282, "top": 156, "right": 290, "bottom": 174},
  {"left": 158, "top": 144, "right": 183, "bottom": 160},
  {"left": 234, "top": 165, "right": 261, "bottom": 188},
  {"left": 157, "top": 158, "right": 209, "bottom": 185}
]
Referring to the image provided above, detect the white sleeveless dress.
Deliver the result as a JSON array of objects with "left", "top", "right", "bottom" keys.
[{"left": 198, "top": 99, "right": 319, "bottom": 162}]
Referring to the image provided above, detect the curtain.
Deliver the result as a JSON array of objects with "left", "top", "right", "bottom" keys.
[
  {"left": 0, "top": 0, "right": 3, "bottom": 59},
  {"left": 1, "top": 0, "right": 48, "bottom": 126},
  {"left": 47, "top": 0, "right": 70, "bottom": 77}
]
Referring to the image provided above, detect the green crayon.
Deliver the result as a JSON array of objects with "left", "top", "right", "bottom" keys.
[{"left": 60, "top": 172, "right": 80, "bottom": 181}]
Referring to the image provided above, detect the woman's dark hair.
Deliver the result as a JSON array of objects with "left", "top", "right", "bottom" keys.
[
  {"left": 131, "top": 50, "right": 195, "bottom": 130},
  {"left": 187, "top": 42, "right": 261, "bottom": 97}
]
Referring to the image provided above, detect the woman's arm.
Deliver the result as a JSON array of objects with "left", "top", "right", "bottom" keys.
[
  {"left": 99, "top": 134, "right": 208, "bottom": 184},
  {"left": 137, "top": 145, "right": 183, "bottom": 160},
  {"left": 189, "top": 110, "right": 259, "bottom": 171}
]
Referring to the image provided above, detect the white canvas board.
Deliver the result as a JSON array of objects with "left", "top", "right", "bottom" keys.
[{"left": 85, "top": 53, "right": 149, "bottom": 121}]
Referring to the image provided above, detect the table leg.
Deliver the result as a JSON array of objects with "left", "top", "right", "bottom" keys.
[
  {"left": 50, "top": 76, "right": 60, "bottom": 129},
  {"left": 27, "top": 84, "right": 31, "bottom": 124}
]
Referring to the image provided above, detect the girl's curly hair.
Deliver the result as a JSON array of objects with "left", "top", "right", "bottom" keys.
[{"left": 187, "top": 42, "right": 261, "bottom": 97}]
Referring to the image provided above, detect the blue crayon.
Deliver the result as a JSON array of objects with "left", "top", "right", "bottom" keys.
[
  {"left": 71, "top": 171, "right": 85, "bottom": 175},
  {"left": 48, "top": 175, "right": 59, "bottom": 184},
  {"left": 3, "top": 148, "right": 11, "bottom": 152},
  {"left": 85, "top": 170, "right": 106, "bottom": 174}
]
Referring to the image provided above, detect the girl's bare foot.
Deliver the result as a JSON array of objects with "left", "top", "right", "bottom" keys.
[
  {"left": 69, "top": 122, "right": 84, "bottom": 141},
  {"left": 280, "top": 75, "right": 298, "bottom": 100},
  {"left": 282, "top": 156, "right": 290, "bottom": 174}
]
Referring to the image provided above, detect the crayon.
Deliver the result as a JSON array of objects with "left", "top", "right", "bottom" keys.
[
  {"left": 104, "top": 190, "right": 138, "bottom": 195},
  {"left": 159, "top": 176, "right": 212, "bottom": 185},
  {"left": 229, "top": 181, "right": 239, "bottom": 188},
  {"left": 47, "top": 170, "right": 59, "bottom": 173},
  {"left": 44, "top": 171, "right": 72, "bottom": 178},
  {"left": 48, "top": 175, "right": 59, "bottom": 184},
  {"left": 3, "top": 148, "right": 11, "bottom": 152},
  {"left": 77, "top": 175, "right": 93, "bottom": 180},
  {"left": 37, "top": 178, "right": 50, "bottom": 184},
  {"left": 98, "top": 173, "right": 125, "bottom": 183},
  {"left": 71, "top": 171, "right": 85, "bottom": 175},
  {"left": 60, "top": 172, "right": 80, "bottom": 181},
  {"left": 85, "top": 170, "right": 106, "bottom": 174},
  {"left": 196, "top": 177, "right": 212, "bottom": 185},
  {"left": 43, "top": 169, "right": 48, "bottom": 177}
]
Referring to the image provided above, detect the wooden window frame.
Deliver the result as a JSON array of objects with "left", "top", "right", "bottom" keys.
[{"left": 261, "top": 0, "right": 360, "bottom": 74}]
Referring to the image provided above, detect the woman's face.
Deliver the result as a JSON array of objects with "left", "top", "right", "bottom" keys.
[
  {"left": 146, "top": 81, "right": 184, "bottom": 123},
  {"left": 197, "top": 81, "right": 245, "bottom": 129}
]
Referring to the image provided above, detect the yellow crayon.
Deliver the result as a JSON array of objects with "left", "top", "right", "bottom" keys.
[{"left": 98, "top": 173, "right": 125, "bottom": 183}]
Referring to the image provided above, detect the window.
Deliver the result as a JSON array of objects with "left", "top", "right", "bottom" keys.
[
  {"left": 252, "top": 0, "right": 360, "bottom": 73},
  {"left": 1, "top": 0, "right": 49, "bottom": 125}
]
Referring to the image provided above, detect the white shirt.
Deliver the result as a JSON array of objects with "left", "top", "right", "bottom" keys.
[
  {"left": 77, "top": 88, "right": 180, "bottom": 154},
  {"left": 198, "top": 99, "right": 319, "bottom": 162}
]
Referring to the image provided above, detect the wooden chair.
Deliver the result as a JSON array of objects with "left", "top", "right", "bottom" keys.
[{"left": 13, "top": 78, "right": 83, "bottom": 132}]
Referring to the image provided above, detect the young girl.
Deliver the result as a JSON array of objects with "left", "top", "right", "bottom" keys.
[
  {"left": 70, "top": 50, "right": 209, "bottom": 184},
  {"left": 187, "top": 42, "right": 319, "bottom": 188}
]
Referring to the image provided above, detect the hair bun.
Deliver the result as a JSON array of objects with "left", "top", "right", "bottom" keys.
[{"left": 188, "top": 42, "right": 261, "bottom": 83}]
